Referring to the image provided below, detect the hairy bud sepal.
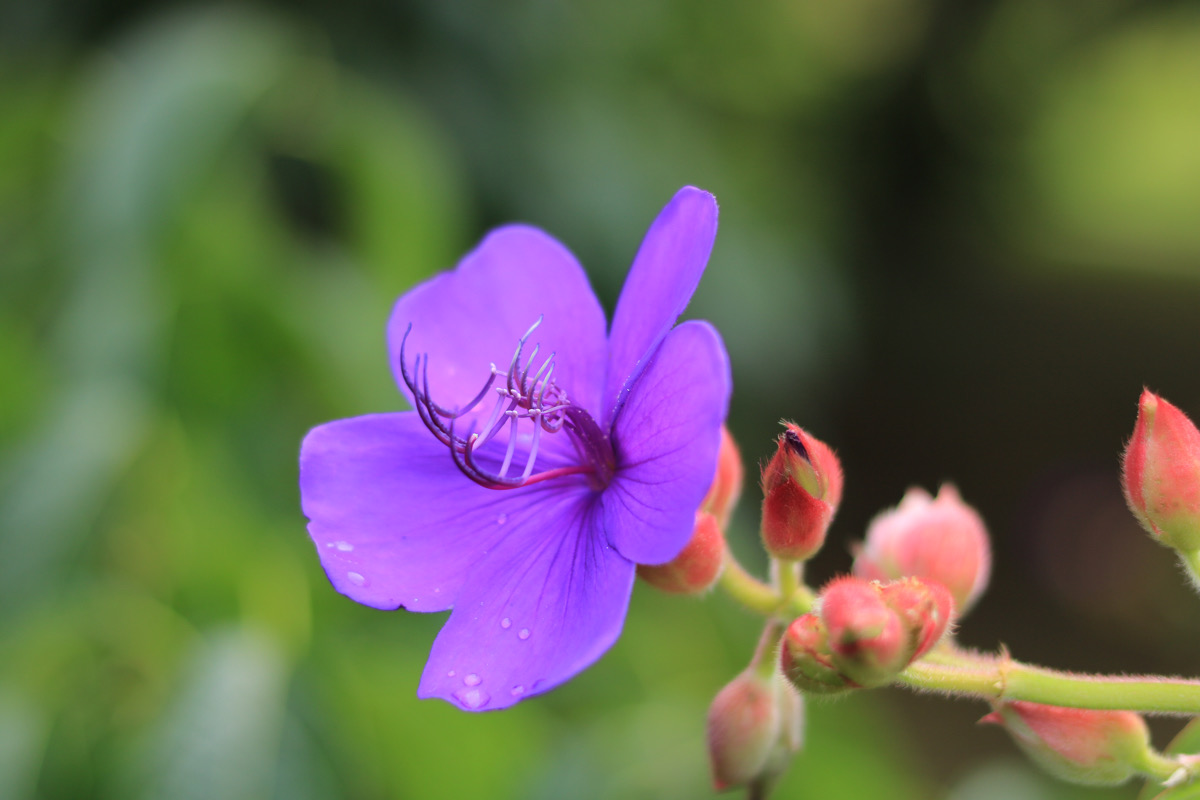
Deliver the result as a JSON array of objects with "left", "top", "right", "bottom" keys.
[
  {"left": 982, "top": 701, "right": 1152, "bottom": 787},
  {"left": 779, "top": 614, "right": 857, "bottom": 695},
  {"left": 760, "top": 423, "right": 844, "bottom": 561}
]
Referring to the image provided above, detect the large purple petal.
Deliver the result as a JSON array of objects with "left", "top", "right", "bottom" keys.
[
  {"left": 418, "top": 492, "right": 634, "bottom": 711},
  {"left": 300, "top": 412, "right": 575, "bottom": 611},
  {"left": 603, "top": 320, "right": 731, "bottom": 565},
  {"left": 603, "top": 187, "right": 718, "bottom": 425},
  {"left": 387, "top": 225, "right": 608, "bottom": 427}
]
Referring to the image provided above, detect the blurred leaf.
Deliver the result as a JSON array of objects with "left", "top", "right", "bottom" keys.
[
  {"left": 0, "top": 688, "right": 49, "bottom": 800},
  {"left": 0, "top": 382, "right": 151, "bottom": 609},
  {"left": 132, "top": 628, "right": 288, "bottom": 800},
  {"left": 1018, "top": 9, "right": 1200, "bottom": 271}
]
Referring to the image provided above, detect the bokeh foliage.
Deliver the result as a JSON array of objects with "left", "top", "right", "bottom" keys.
[{"left": 3, "top": 1, "right": 1200, "bottom": 798}]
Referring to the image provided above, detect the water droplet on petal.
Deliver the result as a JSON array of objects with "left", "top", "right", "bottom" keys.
[
  {"left": 510, "top": 685, "right": 525, "bottom": 697},
  {"left": 454, "top": 687, "right": 489, "bottom": 710},
  {"left": 518, "top": 628, "right": 530, "bottom": 640},
  {"left": 347, "top": 572, "right": 366, "bottom": 586},
  {"left": 447, "top": 670, "right": 456, "bottom": 678},
  {"left": 501, "top": 618, "right": 511, "bottom": 629},
  {"left": 497, "top": 513, "right": 507, "bottom": 525},
  {"left": 335, "top": 541, "right": 354, "bottom": 552},
  {"left": 463, "top": 673, "right": 481, "bottom": 687}
]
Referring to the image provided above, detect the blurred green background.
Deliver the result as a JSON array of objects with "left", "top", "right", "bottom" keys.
[{"left": 3, "top": 1, "right": 1200, "bottom": 798}]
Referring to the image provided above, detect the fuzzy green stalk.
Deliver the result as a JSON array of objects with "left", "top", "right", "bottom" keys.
[{"left": 899, "top": 653, "right": 1200, "bottom": 717}]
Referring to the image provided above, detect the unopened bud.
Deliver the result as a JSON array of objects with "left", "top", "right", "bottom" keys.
[
  {"left": 707, "top": 669, "right": 780, "bottom": 791},
  {"left": 638, "top": 511, "right": 724, "bottom": 594},
  {"left": 779, "top": 614, "right": 856, "bottom": 694},
  {"left": 820, "top": 576, "right": 907, "bottom": 687},
  {"left": 761, "top": 423, "right": 844, "bottom": 561},
  {"left": 704, "top": 425, "right": 745, "bottom": 529},
  {"left": 853, "top": 485, "right": 991, "bottom": 614},
  {"left": 982, "top": 702, "right": 1151, "bottom": 786},
  {"left": 1122, "top": 390, "right": 1200, "bottom": 555}
]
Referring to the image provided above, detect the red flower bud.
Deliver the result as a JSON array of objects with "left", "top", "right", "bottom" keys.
[
  {"left": 1122, "top": 390, "right": 1200, "bottom": 555},
  {"left": 706, "top": 669, "right": 781, "bottom": 791},
  {"left": 982, "top": 702, "right": 1151, "bottom": 786},
  {"left": 853, "top": 485, "right": 991, "bottom": 614},
  {"left": 819, "top": 576, "right": 906, "bottom": 687},
  {"left": 703, "top": 425, "right": 744, "bottom": 529},
  {"left": 760, "top": 423, "right": 843, "bottom": 561},
  {"left": 637, "top": 511, "right": 724, "bottom": 594}
]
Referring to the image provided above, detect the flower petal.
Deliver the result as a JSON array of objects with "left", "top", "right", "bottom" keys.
[
  {"left": 603, "top": 320, "right": 731, "bottom": 565},
  {"left": 300, "top": 412, "right": 570, "bottom": 611},
  {"left": 603, "top": 187, "right": 718, "bottom": 424},
  {"left": 387, "top": 225, "right": 608, "bottom": 421},
  {"left": 418, "top": 493, "right": 634, "bottom": 711}
]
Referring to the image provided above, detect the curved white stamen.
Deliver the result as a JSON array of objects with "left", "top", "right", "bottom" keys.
[
  {"left": 475, "top": 394, "right": 510, "bottom": 446},
  {"left": 499, "top": 415, "right": 519, "bottom": 477},
  {"left": 522, "top": 421, "right": 543, "bottom": 480}
]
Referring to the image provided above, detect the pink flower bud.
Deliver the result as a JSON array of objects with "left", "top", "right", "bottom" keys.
[
  {"left": 1122, "top": 390, "right": 1200, "bottom": 555},
  {"left": 853, "top": 485, "right": 991, "bottom": 614},
  {"left": 706, "top": 669, "right": 781, "bottom": 791},
  {"left": 703, "top": 425, "right": 744, "bottom": 529},
  {"left": 760, "top": 423, "right": 844, "bottom": 561},
  {"left": 981, "top": 702, "right": 1151, "bottom": 786},
  {"left": 637, "top": 511, "right": 724, "bottom": 594},
  {"left": 779, "top": 614, "right": 856, "bottom": 694},
  {"left": 819, "top": 576, "right": 907, "bottom": 688},
  {"left": 878, "top": 576, "right": 955, "bottom": 660}
]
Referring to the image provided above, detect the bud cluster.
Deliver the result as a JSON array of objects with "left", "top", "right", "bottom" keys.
[
  {"left": 780, "top": 575, "right": 954, "bottom": 692},
  {"left": 696, "top": 391, "right": 1200, "bottom": 799}
]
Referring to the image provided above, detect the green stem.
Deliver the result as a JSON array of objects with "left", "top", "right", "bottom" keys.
[
  {"left": 749, "top": 618, "right": 786, "bottom": 680},
  {"left": 719, "top": 551, "right": 783, "bottom": 617},
  {"left": 719, "top": 550, "right": 815, "bottom": 618},
  {"left": 899, "top": 653, "right": 1200, "bottom": 716},
  {"left": 776, "top": 559, "right": 799, "bottom": 601},
  {"left": 1134, "top": 748, "right": 1185, "bottom": 784}
]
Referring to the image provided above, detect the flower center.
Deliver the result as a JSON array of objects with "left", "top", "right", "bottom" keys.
[{"left": 399, "top": 318, "right": 615, "bottom": 490}]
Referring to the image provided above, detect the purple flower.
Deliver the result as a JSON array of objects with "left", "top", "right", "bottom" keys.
[{"left": 300, "top": 187, "right": 730, "bottom": 711}]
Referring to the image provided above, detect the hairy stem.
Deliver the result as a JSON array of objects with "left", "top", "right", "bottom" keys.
[
  {"left": 899, "top": 650, "right": 1200, "bottom": 716},
  {"left": 719, "top": 551, "right": 783, "bottom": 616},
  {"left": 719, "top": 550, "right": 814, "bottom": 618}
]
